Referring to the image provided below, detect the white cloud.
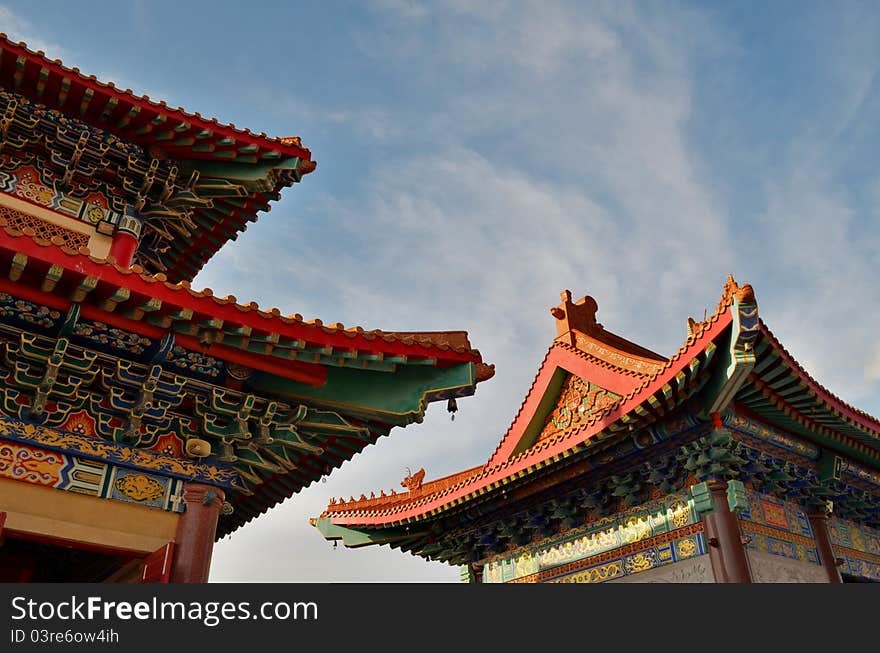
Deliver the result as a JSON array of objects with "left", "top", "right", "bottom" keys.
[
  {"left": 202, "top": 1, "right": 880, "bottom": 582},
  {"left": 204, "top": 1, "right": 740, "bottom": 581},
  {"left": 0, "top": 5, "right": 65, "bottom": 59},
  {"left": 866, "top": 343, "right": 880, "bottom": 384}
]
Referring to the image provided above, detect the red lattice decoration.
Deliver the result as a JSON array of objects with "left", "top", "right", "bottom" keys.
[{"left": 0, "top": 205, "right": 90, "bottom": 250}]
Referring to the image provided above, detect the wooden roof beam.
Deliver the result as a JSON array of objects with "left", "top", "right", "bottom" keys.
[
  {"left": 69, "top": 275, "right": 99, "bottom": 303},
  {"left": 57, "top": 76, "right": 71, "bottom": 106},
  {"left": 39, "top": 264, "right": 63, "bottom": 292},
  {"left": 35, "top": 66, "right": 49, "bottom": 98},
  {"left": 98, "top": 96, "right": 118, "bottom": 123},
  {"left": 97, "top": 286, "right": 131, "bottom": 312},
  {"left": 13, "top": 55, "right": 25, "bottom": 88},
  {"left": 115, "top": 105, "right": 139, "bottom": 129},
  {"left": 123, "top": 297, "right": 162, "bottom": 321},
  {"left": 8, "top": 252, "right": 27, "bottom": 281},
  {"left": 78, "top": 87, "right": 94, "bottom": 117}
]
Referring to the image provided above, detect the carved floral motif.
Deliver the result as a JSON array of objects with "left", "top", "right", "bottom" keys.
[
  {"left": 168, "top": 346, "right": 222, "bottom": 378},
  {"left": 0, "top": 293, "right": 61, "bottom": 329},
  {"left": 74, "top": 321, "right": 152, "bottom": 355},
  {"left": 536, "top": 375, "right": 621, "bottom": 444}
]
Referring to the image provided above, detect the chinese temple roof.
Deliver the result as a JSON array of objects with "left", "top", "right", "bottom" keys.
[
  {"left": 0, "top": 204, "right": 494, "bottom": 536},
  {"left": 0, "top": 34, "right": 499, "bottom": 540},
  {"left": 316, "top": 277, "right": 880, "bottom": 543},
  {"left": 0, "top": 34, "right": 316, "bottom": 281}
]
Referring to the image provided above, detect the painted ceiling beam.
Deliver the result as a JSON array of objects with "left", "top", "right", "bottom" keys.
[{"left": 250, "top": 362, "right": 478, "bottom": 426}]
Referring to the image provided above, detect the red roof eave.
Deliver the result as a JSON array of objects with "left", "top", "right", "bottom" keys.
[
  {"left": 0, "top": 34, "right": 312, "bottom": 161},
  {"left": 0, "top": 227, "right": 483, "bottom": 366},
  {"left": 327, "top": 310, "right": 733, "bottom": 527}
]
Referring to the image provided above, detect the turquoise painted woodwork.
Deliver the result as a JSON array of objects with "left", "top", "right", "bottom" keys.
[{"left": 250, "top": 362, "right": 478, "bottom": 425}]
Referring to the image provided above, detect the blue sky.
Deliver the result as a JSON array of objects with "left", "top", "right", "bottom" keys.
[{"left": 4, "top": 1, "right": 880, "bottom": 581}]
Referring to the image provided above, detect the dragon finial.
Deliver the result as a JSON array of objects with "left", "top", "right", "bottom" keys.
[{"left": 402, "top": 467, "right": 426, "bottom": 492}]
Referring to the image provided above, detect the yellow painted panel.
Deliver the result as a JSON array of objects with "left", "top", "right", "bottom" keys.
[{"left": 0, "top": 477, "right": 178, "bottom": 554}]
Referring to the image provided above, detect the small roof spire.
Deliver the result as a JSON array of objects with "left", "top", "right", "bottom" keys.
[{"left": 550, "top": 290, "right": 599, "bottom": 338}]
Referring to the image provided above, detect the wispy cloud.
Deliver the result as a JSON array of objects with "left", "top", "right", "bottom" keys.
[
  {"left": 206, "top": 1, "right": 738, "bottom": 581},
  {"left": 202, "top": 1, "right": 880, "bottom": 580},
  {"left": 0, "top": 5, "right": 65, "bottom": 59}
]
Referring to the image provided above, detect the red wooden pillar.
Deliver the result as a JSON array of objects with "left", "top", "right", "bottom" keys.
[
  {"left": 702, "top": 481, "right": 752, "bottom": 583},
  {"left": 808, "top": 510, "right": 843, "bottom": 583},
  {"left": 142, "top": 542, "right": 175, "bottom": 583},
  {"left": 108, "top": 206, "right": 143, "bottom": 268},
  {"left": 169, "top": 483, "right": 225, "bottom": 583}
]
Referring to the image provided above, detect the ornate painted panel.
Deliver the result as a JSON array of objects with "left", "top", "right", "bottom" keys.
[
  {"left": 482, "top": 491, "right": 700, "bottom": 583},
  {"left": 165, "top": 346, "right": 224, "bottom": 380},
  {"left": 0, "top": 439, "right": 183, "bottom": 512},
  {"left": 0, "top": 156, "right": 123, "bottom": 225},
  {"left": 0, "top": 293, "right": 63, "bottom": 333},
  {"left": 828, "top": 516, "right": 880, "bottom": 581},
  {"left": 535, "top": 374, "right": 620, "bottom": 446},
  {"left": 546, "top": 530, "right": 706, "bottom": 583},
  {"left": 739, "top": 488, "right": 820, "bottom": 566},
  {"left": 0, "top": 440, "right": 66, "bottom": 486}
]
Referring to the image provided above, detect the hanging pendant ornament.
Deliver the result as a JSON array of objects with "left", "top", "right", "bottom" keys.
[{"left": 447, "top": 397, "right": 458, "bottom": 421}]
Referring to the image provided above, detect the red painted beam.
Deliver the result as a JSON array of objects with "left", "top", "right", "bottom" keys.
[
  {"left": 0, "top": 276, "right": 327, "bottom": 387},
  {"left": 0, "top": 232, "right": 481, "bottom": 364}
]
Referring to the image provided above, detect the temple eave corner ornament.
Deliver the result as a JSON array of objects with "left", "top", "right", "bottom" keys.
[
  {"left": 735, "top": 283, "right": 756, "bottom": 304},
  {"left": 402, "top": 467, "right": 426, "bottom": 493},
  {"left": 476, "top": 362, "right": 496, "bottom": 382}
]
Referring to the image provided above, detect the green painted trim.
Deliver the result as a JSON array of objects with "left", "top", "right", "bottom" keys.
[
  {"left": 312, "top": 517, "right": 425, "bottom": 548},
  {"left": 182, "top": 158, "right": 301, "bottom": 183},
  {"left": 690, "top": 482, "right": 714, "bottom": 515},
  {"left": 250, "top": 362, "right": 477, "bottom": 426},
  {"left": 726, "top": 479, "right": 748, "bottom": 513}
]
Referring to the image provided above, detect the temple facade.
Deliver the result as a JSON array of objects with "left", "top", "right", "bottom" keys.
[
  {"left": 0, "top": 35, "right": 492, "bottom": 582},
  {"left": 317, "top": 278, "right": 880, "bottom": 583}
]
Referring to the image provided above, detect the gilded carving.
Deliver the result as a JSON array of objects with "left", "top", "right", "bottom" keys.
[
  {"left": 553, "top": 561, "right": 624, "bottom": 583},
  {"left": 623, "top": 550, "right": 657, "bottom": 574},
  {"left": 0, "top": 416, "right": 243, "bottom": 489},
  {"left": 676, "top": 537, "right": 697, "bottom": 559},
  {"left": 573, "top": 332, "right": 665, "bottom": 376},
  {"left": 537, "top": 375, "right": 621, "bottom": 444},
  {"left": 113, "top": 473, "right": 165, "bottom": 502},
  {"left": 668, "top": 499, "right": 691, "bottom": 528}
]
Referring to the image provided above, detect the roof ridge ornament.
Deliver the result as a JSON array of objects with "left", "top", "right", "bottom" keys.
[
  {"left": 402, "top": 467, "right": 426, "bottom": 493},
  {"left": 550, "top": 290, "right": 600, "bottom": 340}
]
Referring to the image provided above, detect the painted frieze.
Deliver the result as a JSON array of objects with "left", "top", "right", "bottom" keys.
[
  {"left": 0, "top": 439, "right": 183, "bottom": 512},
  {"left": 0, "top": 155, "right": 124, "bottom": 226},
  {"left": 739, "top": 488, "right": 821, "bottom": 566},
  {"left": 828, "top": 516, "right": 880, "bottom": 581},
  {"left": 482, "top": 491, "right": 700, "bottom": 583},
  {"left": 536, "top": 374, "right": 620, "bottom": 446}
]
